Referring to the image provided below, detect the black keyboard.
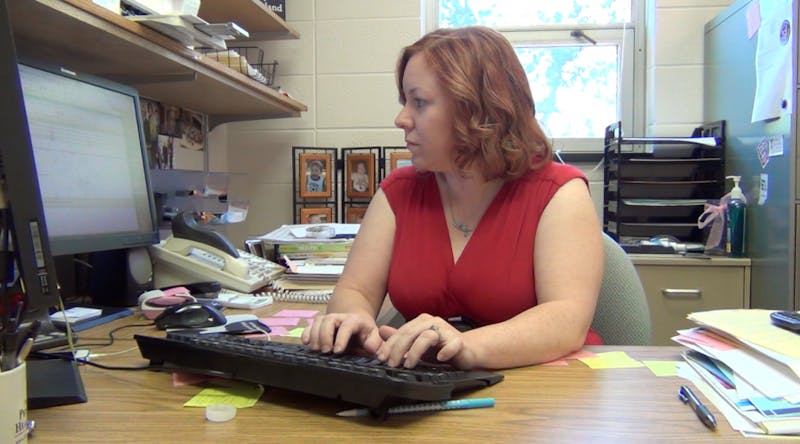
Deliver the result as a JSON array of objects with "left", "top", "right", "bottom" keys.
[{"left": 135, "top": 331, "right": 503, "bottom": 410}]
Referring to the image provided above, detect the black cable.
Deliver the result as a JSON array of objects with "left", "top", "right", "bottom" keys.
[
  {"left": 49, "top": 322, "right": 155, "bottom": 349},
  {"left": 32, "top": 321, "right": 158, "bottom": 371},
  {"left": 31, "top": 350, "right": 156, "bottom": 371}
]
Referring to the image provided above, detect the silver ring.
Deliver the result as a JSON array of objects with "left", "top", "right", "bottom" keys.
[{"left": 429, "top": 324, "right": 441, "bottom": 341}]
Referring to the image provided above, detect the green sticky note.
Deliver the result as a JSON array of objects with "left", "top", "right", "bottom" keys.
[
  {"left": 578, "top": 351, "right": 645, "bottom": 369},
  {"left": 184, "top": 382, "right": 264, "bottom": 408},
  {"left": 287, "top": 327, "right": 305, "bottom": 338},
  {"left": 642, "top": 360, "right": 680, "bottom": 377}
]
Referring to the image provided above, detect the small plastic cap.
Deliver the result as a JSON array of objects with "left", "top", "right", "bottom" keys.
[
  {"left": 306, "top": 225, "right": 334, "bottom": 239},
  {"left": 205, "top": 404, "right": 237, "bottom": 422},
  {"left": 726, "top": 175, "right": 745, "bottom": 201}
]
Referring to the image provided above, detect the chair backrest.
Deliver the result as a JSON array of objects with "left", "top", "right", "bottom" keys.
[
  {"left": 376, "top": 232, "right": 652, "bottom": 345},
  {"left": 591, "top": 232, "right": 652, "bottom": 345}
]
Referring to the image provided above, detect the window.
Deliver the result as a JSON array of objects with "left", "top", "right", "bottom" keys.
[{"left": 427, "top": 1, "right": 644, "bottom": 152}]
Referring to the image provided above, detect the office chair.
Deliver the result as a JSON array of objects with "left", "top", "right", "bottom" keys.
[
  {"left": 375, "top": 232, "right": 652, "bottom": 345},
  {"left": 591, "top": 232, "right": 652, "bottom": 345}
]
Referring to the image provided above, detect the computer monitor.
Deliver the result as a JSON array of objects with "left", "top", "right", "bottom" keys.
[
  {"left": 15, "top": 54, "right": 159, "bottom": 307},
  {"left": 18, "top": 61, "right": 159, "bottom": 257}
]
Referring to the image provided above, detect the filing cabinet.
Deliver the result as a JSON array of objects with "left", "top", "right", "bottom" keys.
[{"left": 629, "top": 254, "right": 751, "bottom": 345}]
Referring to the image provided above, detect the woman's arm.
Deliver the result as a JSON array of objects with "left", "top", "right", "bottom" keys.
[
  {"left": 462, "top": 178, "right": 603, "bottom": 368},
  {"left": 302, "top": 189, "right": 396, "bottom": 353}
]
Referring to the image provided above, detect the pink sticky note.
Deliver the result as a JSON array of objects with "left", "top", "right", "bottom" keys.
[
  {"left": 261, "top": 317, "right": 301, "bottom": 326},
  {"left": 542, "top": 349, "right": 598, "bottom": 366},
  {"left": 172, "top": 371, "right": 212, "bottom": 387},
  {"left": 274, "top": 309, "right": 318, "bottom": 318},
  {"left": 268, "top": 326, "right": 289, "bottom": 336}
]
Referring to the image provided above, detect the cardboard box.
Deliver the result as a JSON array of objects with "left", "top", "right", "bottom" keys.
[{"left": 260, "top": 0, "right": 285, "bottom": 20}]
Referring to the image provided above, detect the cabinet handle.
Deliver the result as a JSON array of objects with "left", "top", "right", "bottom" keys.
[{"left": 662, "top": 288, "right": 702, "bottom": 299}]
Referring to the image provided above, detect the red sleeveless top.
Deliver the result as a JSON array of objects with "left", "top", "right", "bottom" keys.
[{"left": 381, "top": 161, "right": 602, "bottom": 345}]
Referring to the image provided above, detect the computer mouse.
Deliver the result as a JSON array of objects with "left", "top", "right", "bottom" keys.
[{"left": 154, "top": 302, "right": 227, "bottom": 330}]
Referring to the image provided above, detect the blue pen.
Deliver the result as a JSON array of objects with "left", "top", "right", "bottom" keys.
[{"left": 336, "top": 397, "right": 495, "bottom": 417}]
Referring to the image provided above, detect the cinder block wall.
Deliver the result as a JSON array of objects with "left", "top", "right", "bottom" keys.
[{"left": 213, "top": 0, "right": 734, "bottom": 247}]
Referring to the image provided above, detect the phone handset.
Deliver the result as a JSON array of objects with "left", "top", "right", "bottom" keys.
[
  {"left": 172, "top": 211, "right": 239, "bottom": 258},
  {"left": 163, "top": 212, "right": 249, "bottom": 278}
]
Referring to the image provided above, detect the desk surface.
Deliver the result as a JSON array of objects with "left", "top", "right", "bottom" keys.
[{"left": 26, "top": 303, "right": 767, "bottom": 443}]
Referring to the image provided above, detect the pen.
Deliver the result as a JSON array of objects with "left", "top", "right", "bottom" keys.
[
  {"left": 282, "top": 255, "right": 298, "bottom": 273},
  {"left": 679, "top": 385, "right": 716, "bottom": 430},
  {"left": 16, "top": 337, "right": 33, "bottom": 365},
  {"left": 336, "top": 397, "right": 495, "bottom": 417},
  {"left": 0, "top": 300, "right": 23, "bottom": 371}
]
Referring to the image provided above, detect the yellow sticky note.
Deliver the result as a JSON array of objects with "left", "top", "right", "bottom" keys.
[
  {"left": 184, "top": 383, "right": 264, "bottom": 408},
  {"left": 578, "top": 351, "right": 645, "bottom": 369},
  {"left": 642, "top": 360, "right": 680, "bottom": 377}
]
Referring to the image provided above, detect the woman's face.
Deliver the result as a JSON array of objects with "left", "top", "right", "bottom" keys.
[{"left": 394, "top": 54, "right": 455, "bottom": 172}]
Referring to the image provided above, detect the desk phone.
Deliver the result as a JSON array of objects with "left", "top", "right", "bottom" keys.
[{"left": 150, "top": 212, "right": 285, "bottom": 293}]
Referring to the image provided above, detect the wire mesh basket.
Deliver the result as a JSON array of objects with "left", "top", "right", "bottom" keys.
[{"left": 200, "top": 46, "right": 278, "bottom": 86}]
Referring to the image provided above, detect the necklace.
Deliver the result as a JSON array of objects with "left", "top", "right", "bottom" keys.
[
  {"left": 450, "top": 219, "right": 473, "bottom": 238},
  {"left": 446, "top": 195, "right": 473, "bottom": 238}
]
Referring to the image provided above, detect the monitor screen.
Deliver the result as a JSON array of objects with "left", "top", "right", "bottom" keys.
[{"left": 18, "top": 60, "right": 158, "bottom": 257}]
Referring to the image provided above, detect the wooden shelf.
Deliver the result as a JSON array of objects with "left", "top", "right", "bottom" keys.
[
  {"left": 8, "top": 0, "right": 306, "bottom": 126},
  {"left": 198, "top": 0, "right": 299, "bottom": 40}
]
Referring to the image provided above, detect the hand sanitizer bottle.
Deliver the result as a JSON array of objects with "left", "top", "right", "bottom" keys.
[{"left": 725, "top": 176, "right": 747, "bottom": 257}]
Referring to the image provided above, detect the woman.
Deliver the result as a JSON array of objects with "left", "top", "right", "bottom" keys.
[{"left": 303, "top": 26, "right": 603, "bottom": 370}]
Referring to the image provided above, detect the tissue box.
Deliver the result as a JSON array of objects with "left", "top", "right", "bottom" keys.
[{"left": 259, "top": 0, "right": 285, "bottom": 20}]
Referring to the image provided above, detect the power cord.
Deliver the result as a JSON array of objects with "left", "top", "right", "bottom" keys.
[
  {"left": 35, "top": 322, "right": 157, "bottom": 370},
  {"left": 48, "top": 322, "right": 155, "bottom": 349},
  {"left": 31, "top": 350, "right": 155, "bottom": 371}
]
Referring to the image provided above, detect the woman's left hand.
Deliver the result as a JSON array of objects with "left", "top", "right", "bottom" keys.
[{"left": 375, "top": 313, "right": 477, "bottom": 369}]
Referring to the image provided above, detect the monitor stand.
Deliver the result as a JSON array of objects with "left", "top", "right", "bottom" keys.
[{"left": 26, "top": 358, "right": 87, "bottom": 409}]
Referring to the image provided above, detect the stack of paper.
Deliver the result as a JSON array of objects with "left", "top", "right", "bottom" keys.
[
  {"left": 674, "top": 309, "right": 800, "bottom": 437},
  {"left": 256, "top": 224, "right": 360, "bottom": 303},
  {"left": 127, "top": 14, "right": 231, "bottom": 50}
]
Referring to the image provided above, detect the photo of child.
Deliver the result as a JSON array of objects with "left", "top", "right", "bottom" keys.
[
  {"left": 350, "top": 160, "right": 368, "bottom": 193},
  {"left": 346, "top": 153, "right": 374, "bottom": 198},
  {"left": 300, "top": 207, "right": 333, "bottom": 224},
  {"left": 298, "top": 153, "right": 332, "bottom": 198},
  {"left": 306, "top": 159, "right": 326, "bottom": 193},
  {"left": 346, "top": 206, "right": 367, "bottom": 224}
]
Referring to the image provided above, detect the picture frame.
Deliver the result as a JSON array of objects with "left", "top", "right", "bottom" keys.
[
  {"left": 299, "top": 207, "right": 333, "bottom": 224},
  {"left": 345, "top": 206, "right": 367, "bottom": 224},
  {"left": 346, "top": 153, "right": 375, "bottom": 198},
  {"left": 299, "top": 153, "right": 332, "bottom": 198},
  {"left": 389, "top": 151, "right": 412, "bottom": 172}
]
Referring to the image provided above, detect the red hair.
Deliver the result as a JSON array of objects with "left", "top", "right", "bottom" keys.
[{"left": 397, "top": 26, "right": 552, "bottom": 180}]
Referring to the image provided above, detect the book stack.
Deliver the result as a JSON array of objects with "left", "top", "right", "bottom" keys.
[
  {"left": 255, "top": 223, "right": 359, "bottom": 303},
  {"left": 673, "top": 309, "right": 800, "bottom": 437}
]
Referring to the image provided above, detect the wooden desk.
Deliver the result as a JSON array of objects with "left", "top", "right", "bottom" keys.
[{"left": 26, "top": 303, "right": 760, "bottom": 443}]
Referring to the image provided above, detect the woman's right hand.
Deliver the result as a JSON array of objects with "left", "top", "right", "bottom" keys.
[{"left": 301, "top": 312, "right": 384, "bottom": 355}]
